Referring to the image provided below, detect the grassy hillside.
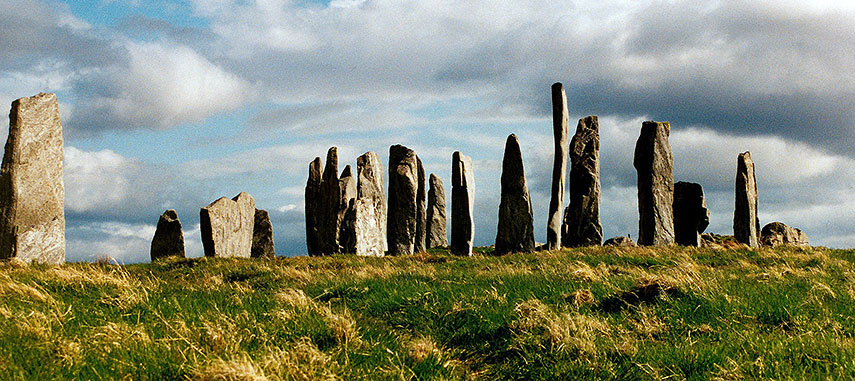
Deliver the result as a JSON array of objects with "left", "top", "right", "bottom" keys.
[{"left": 2, "top": 245, "right": 855, "bottom": 379}]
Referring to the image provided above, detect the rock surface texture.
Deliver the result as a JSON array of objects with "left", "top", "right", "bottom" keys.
[
  {"left": 426, "top": 174, "right": 448, "bottom": 249},
  {"left": 563, "top": 115, "right": 602, "bottom": 247},
  {"left": 150, "top": 209, "right": 185, "bottom": 261},
  {"left": 547, "top": 82, "right": 569, "bottom": 250},
  {"left": 495, "top": 134, "right": 535, "bottom": 255},
  {"left": 305, "top": 157, "right": 323, "bottom": 256},
  {"left": 387, "top": 145, "right": 419, "bottom": 255},
  {"left": 451, "top": 151, "right": 474, "bottom": 256},
  {"left": 354, "top": 151, "right": 386, "bottom": 256},
  {"left": 251, "top": 209, "right": 275, "bottom": 258},
  {"left": 201, "top": 192, "right": 255, "bottom": 258},
  {"left": 0, "top": 93, "right": 65, "bottom": 264},
  {"left": 734, "top": 152, "right": 760, "bottom": 248},
  {"left": 634, "top": 121, "right": 674, "bottom": 246},
  {"left": 603, "top": 236, "right": 637, "bottom": 247},
  {"left": 319, "top": 147, "right": 341, "bottom": 254},
  {"left": 415, "top": 158, "right": 427, "bottom": 253},
  {"left": 338, "top": 165, "right": 357, "bottom": 253},
  {"left": 761, "top": 222, "right": 809, "bottom": 247},
  {"left": 673, "top": 181, "right": 710, "bottom": 247}
]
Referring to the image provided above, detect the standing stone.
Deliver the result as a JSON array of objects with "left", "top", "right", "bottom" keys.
[
  {"left": 387, "top": 145, "right": 419, "bottom": 255},
  {"left": 673, "top": 181, "right": 710, "bottom": 246},
  {"left": 547, "top": 82, "right": 569, "bottom": 251},
  {"left": 251, "top": 209, "right": 275, "bottom": 258},
  {"left": 426, "top": 174, "right": 448, "bottom": 248},
  {"left": 451, "top": 152, "right": 474, "bottom": 256},
  {"left": 318, "top": 147, "right": 341, "bottom": 254},
  {"left": 415, "top": 157, "right": 427, "bottom": 253},
  {"left": 562, "top": 115, "right": 603, "bottom": 247},
  {"left": 201, "top": 192, "right": 255, "bottom": 258},
  {"left": 338, "top": 165, "right": 357, "bottom": 253},
  {"left": 354, "top": 151, "right": 386, "bottom": 256},
  {"left": 760, "top": 222, "right": 809, "bottom": 247},
  {"left": 150, "top": 209, "right": 185, "bottom": 261},
  {"left": 734, "top": 152, "right": 760, "bottom": 248},
  {"left": 495, "top": 134, "right": 535, "bottom": 255},
  {"left": 0, "top": 93, "right": 65, "bottom": 264},
  {"left": 633, "top": 121, "right": 674, "bottom": 246},
  {"left": 305, "top": 157, "right": 323, "bottom": 256}
]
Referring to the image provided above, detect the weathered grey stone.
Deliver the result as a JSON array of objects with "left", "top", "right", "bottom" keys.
[
  {"left": 305, "top": 157, "right": 322, "bottom": 256},
  {"left": 673, "top": 181, "right": 710, "bottom": 247},
  {"left": 451, "top": 151, "right": 474, "bottom": 256},
  {"left": 318, "top": 147, "right": 341, "bottom": 254},
  {"left": 603, "top": 236, "right": 637, "bottom": 247},
  {"left": 495, "top": 134, "right": 535, "bottom": 255},
  {"left": 761, "top": 222, "right": 809, "bottom": 247},
  {"left": 734, "top": 152, "right": 760, "bottom": 248},
  {"left": 415, "top": 157, "right": 427, "bottom": 253},
  {"left": 201, "top": 192, "right": 255, "bottom": 258},
  {"left": 387, "top": 145, "right": 419, "bottom": 255},
  {"left": 338, "top": 165, "right": 357, "bottom": 253},
  {"left": 354, "top": 151, "right": 386, "bottom": 257},
  {"left": 251, "top": 209, "right": 275, "bottom": 258},
  {"left": 426, "top": 173, "right": 448, "bottom": 249},
  {"left": 563, "top": 115, "right": 602, "bottom": 247},
  {"left": 547, "top": 82, "right": 569, "bottom": 251},
  {"left": 634, "top": 121, "right": 674, "bottom": 246},
  {"left": 0, "top": 93, "right": 65, "bottom": 264},
  {"left": 150, "top": 209, "right": 185, "bottom": 261}
]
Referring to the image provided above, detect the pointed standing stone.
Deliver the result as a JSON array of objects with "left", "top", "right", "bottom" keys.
[
  {"left": 251, "top": 209, "right": 275, "bottom": 258},
  {"left": 734, "top": 152, "right": 760, "bottom": 248},
  {"left": 547, "top": 83, "right": 569, "bottom": 251},
  {"left": 451, "top": 152, "right": 474, "bottom": 256},
  {"left": 387, "top": 145, "right": 419, "bottom": 255},
  {"left": 355, "top": 151, "right": 386, "bottom": 256},
  {"left": 319, "top": 147, "right": 341, "bottom": 254},
  {"left": 305, "top": 157, "right": 322, "bottom": 256},
  {"left": 0, "top": 93, "right": 65, "bottom": 264},
  {"left": 201, "top": 192, "right": 255, "bottom": 257},
  {"left": 338, "top": 165, "right": 357, "bottom": 253},
  {"left": 415, "top": 157, "right": 427, "bottom": 253},
  {"left": 426, "top": 174, "right": 448, "bottom": 248},
  {"left": 150, "top": 209, "right": 185, "bottom": 261},
  {"left": 634, "top": 121, "right": 674, "bottom": 246},
  {"left": 673, "top": 181, "right": 710, "bottom": 246},
  {"left": 562, "top": 115, "right": 603, "bottom": 247},
  {"left": 495, "top": 134, "right": 535, "bottom": 255}
]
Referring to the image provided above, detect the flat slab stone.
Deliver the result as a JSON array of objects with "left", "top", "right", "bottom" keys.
[
  {"left": 201, "top": 192, "right": 255, "bottom": 258},
  {"left": 150, "top": 209, "right": 185, "bottom": 261},
  {"left": 734, "top": 152, "right": 760, "bottom": 248},
  {"left": 563, "top": 115, "right": 602, "bottom": 247},
  {"left": 634, "top": 121, "right": 674, "bottom": 246},
  {"left": 251, "top": 208, "right": 275, "bottom": 258},
  {"left": 355, "top": 151, "right": 386, "bottom": 256},
  {"left": 673, "top": 181, "right": 710, "bottom": 247},
  {"left": 426, "top": 173, "right": 448, "bottom": 249},
  {"left": 451, "top": 151, "right": 474, "bottom": 256},
  {"left": 547, "top": 82, "right": 569, "bottom": 250},
  {"left": 495, "top": 134, "right": 535, "bottom": 255},
  {"left": 387, "top": 145, "right": 419, "bottom": 255}
]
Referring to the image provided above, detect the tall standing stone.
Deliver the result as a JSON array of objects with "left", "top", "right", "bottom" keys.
[
  {"left": 547, "top": 83, "right": 569, "bottom": 251},
  {"left": 354, "top": 151, "right": 386, "bottom": 256},
  {"left": 673, "top": 181, "right": 710, "bottom": 246},
  {"left": 338, "top": 165, "right": 357, "bottom": 253},
  {"left": 201, "top": 192, "right": 255, "bottom": 258},
  {"left": 426, "top": 174, "right": 448, "bottom": 248},
  {"left": 0, "top": 93, "right": 65, "bottom": 264},
  {"left": 305, "top": 157, "right": 322, "bottom": 256},
  {"left": 387, "top": 145, "right": 419, "bottom": 255},
  {"left": 415, "top": 157, "right": 427, "bottom": 253},
  {"left": 633, "top": 121, "right": 674, "bottom": 246},
  {"left": 734, "top": 152, "right": 760, "bottom": 248},
  {"left": 495, "top": 134, "right": 535, "bottom": 255},
  {"left": 151, "top": 209, "right": 185, "bottom": 261},
  {"left": 251, "top": 209, "right": 275, "bottom": 258},
  {"left": 318, "top": 147, "right": 341, "bottom": 254},
  {"left": 562, "top": 115, "right": 602, "bottom": 247},
  {"left": 451, "top": 152, "right": 474, "bottom": 256}
]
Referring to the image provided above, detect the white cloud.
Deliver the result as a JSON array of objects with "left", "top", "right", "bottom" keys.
[{"left": 64, "top": 146, "right": 136, "bottom": 213}]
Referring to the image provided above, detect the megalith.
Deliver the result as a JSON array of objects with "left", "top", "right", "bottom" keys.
[
  {"left": 0, "top": 93, "right": 65, "bottom": 264},
  {"left": 547, "top": 82, "right": 569, "bottom": 251},
  {"left": 673, "top": 181, "right": 710, "bottom": 246},
  {"left": 338, "top": 165, "right": 357, "bottom": 253},
  {"left": 305, "top": 157, "right": 322, "bottom": 256},
  {"left": 318, "top": 147, "right": 341, "bottom": 254},
  {"left": 562, "top": 115, "right": 602, "bottom": 247},
  {"left": 415, "top": 157, "right": 427, "bottom": 253},
  {"left": 387, "top": 145, "right": 419, "bottom": 255},
  {"left": 760, "top": 222, "right": 809, "bottom": 247},
  {"left": 354, "top": 151, "right": 386, "bottom": 257},
  {"left": 734, "top": 152, "right": 760, "bottom": 248},
  {"left": 252, "top": 209, "right": 275, "bottom": 258},
  {"left": 426, "top": 174, "right": 448, "bottom": 249},
  {"left": 633, "top": 121, "right": 674, "bottom": 246},
  {"left": 150, "top": 209, "right": 185, "bottom": 261},
  {"left": 451, "top": 151, "right": 474, "bottom": 256},
  {"left": 495, "top": 134, "right": 535, "bottom": 255},
  {"left": 201, "top": 192, "right": 255, "bottom": 257}
]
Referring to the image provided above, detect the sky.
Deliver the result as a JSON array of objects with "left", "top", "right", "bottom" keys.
[{"left": 1, "top": 0, "right": 854, "bottom": 263}]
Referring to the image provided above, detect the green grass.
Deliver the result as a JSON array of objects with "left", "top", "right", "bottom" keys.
[{"left": 2, "top": 245, "right": 855, "bottom": 379}]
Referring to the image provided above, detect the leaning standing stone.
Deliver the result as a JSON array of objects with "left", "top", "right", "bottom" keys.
[
  {"left": 451, "top": 151, "right": 474, "bottom": 256},
  {"left": 354, "top": 151, "right": 386, "bottom": 256},
  {"left": 387, "top": 145, "right": 419, "bottom": 255},
  {"left": 305, "top": 157, "right": 322, "bottom": 256},
  {"left": 151, "top": 209, "right": 185, "bottom": 261},
  {"left": 547, "top": 83, "right": 569, "bottom": 250},
  {"left": 426, "top": 174, "right": 448, "bottom": 248},
  {"left": 338, "top": 165, "right": 357, "bottom": 253},
  {"left": 415, "top": 157, "right": 427, "bottom": 252},
  {"left": 734, "top": 152, "right": 760, "bottom": 248},
  {"left": 633, "top": 121, "right": 674, "bottom": 246},
  {"left": 252, "top": 209, "right": 275, "bottom": 258},
  {"left": 673, "top": 181, "right": 710, "bottom": 246},
  {"left": 319, "top": 147, "right": 341, "bottom": 254},
  {"left": 0, "top": 93, "right": 66, "bottom": 264},
  {"left": 201, "top": 192, "right": 255, "bottom": 257},
  {"left": 495, "top": 134, "right": 535, "bottom": 255},
  {"left": 563, "top": 115, "right": 602, "bottom": 247}
]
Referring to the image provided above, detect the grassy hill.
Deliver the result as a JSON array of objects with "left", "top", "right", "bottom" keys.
[{"left": 2, "top": 245, "right": 855, "bottom": 379}]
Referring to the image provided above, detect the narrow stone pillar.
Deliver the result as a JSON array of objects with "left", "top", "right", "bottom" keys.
[
  {"left": 415, "top": 157, "right": 427, "bottom": 252},
  {"left": 633, "top": 121, "right": 674, "bottom": 246},
  {"left": 734, "top": 152, "right": 760, "bottom": 247},
  {"left": 338, "top": 165, "right": 357, "bottom": 253},
  {"left": 451, "top": 151, "right": 474, "bottom": 256},
  {"left": 251, "top": 209, "right": 275, "bottom": 258},
  {"left": 426, "top": 174, "right": 448, "bottom": 249},
  {"left": 562, "top": 115, "right": 602, "bottom": 247},
  {"left": 201, "top": 192, "right": 255, "bottom": 257},
  {"left": 354, "top": 151, "right": 386, "bottom": 256},
  {"left": 151, "top": 209, "right": 185, "bottom": 261},
  {"left": 495, "top": 134, "right": 535, "bottom": 255},
  {"left": 547, "top": 82, "right": 569, "bottom": 250},
  {"left": 319, "top": 147, "right": 341, "bottom": 254},
  {"left": 387, "top": 145, "right": 419, "bottom": 255},
  {"left": 305, "top": 157, "right": 322, "bottom": 256},
  {"left": 673, "top": 181, "right": 710, "bottom": 246}
]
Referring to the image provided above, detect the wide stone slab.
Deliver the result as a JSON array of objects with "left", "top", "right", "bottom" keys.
[
  {"left": 201, "top": 192, "right": 255, "bottom": 258},
  {"left": 151, "top": 209, "right": 185, "bottom": 261},
  {"left": 451, "top": 151, "right": 474, "bottom": 256},
  {"left": 355, "top": 151, "right": 386, "bottom": 256},
  {"left": 563, "top": 115, "right": 602, "bottom": 247},
  {"left": 634, "top": 121, "right": 674, "bottom": 246},
  {"left": 252, "top": 208, "right": 275, "bottom": 258},
  {"left": 495, "top": 134, "right": 535, "bottom": 255},
  {"left": 673, "top": 181, "right": 710, "bottom": 247},
  {"left": 547, "top": 82, "right": 569, "bottom": 250}
]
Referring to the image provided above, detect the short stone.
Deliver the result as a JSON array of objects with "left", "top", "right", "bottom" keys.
[
  {"left": 761, "top": 222, "right": 809, "bottom": 247},
  {"left": 151, "top": 209, "right": 185, "bottom": 261},
  {"left": 673, "top": 181, "right": 710, "bottom": 246},
  {"left": 251, "top": 209, "right": 275, "bottom": 258},
  {"left": 603, "top": 236, "right": 637, "bottom": 247},
  {"left": 201, "top": 192, "right": 255, "bottom": 258},
  {"left": 426, "top": 173, "right": 448, "bottom": 249}
]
